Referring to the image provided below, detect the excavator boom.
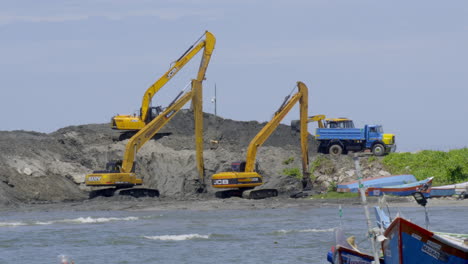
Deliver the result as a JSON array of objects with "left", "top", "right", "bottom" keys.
[
  {"left": 112, "top": 31, "right": 215, "bottom": 131},
  {"left": 212, "top": 82, "right": 311, "bottom": 199},
  {"left": 139, "top": 31, "right": 215, "bottom": 123},
  {"left": 244, "top": 82, "right": 309, "bottom": 173},
  {"left": 85, "top": 80, "right": 206, "bottom": 197},
  {"left": 121, "top": 90, "right": 195, "bottom": 173}
]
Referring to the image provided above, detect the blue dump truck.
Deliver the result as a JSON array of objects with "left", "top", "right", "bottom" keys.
[{"left": 315, "top": 124, "right": 396, "bottom": 156}]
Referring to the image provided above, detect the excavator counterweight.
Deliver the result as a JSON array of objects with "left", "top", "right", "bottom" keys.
[{"left": 211, "top": 82, "right": 312, "bottom": 199}]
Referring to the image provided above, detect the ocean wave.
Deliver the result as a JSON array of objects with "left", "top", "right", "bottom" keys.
[
  {"left": 272, "top": 228, "right": 335, "bottom": 235},
  {"left": 0, "top": 216, "right": 139, "bottom": 227},
  {"left": 144, "top": 234, "right": 210, "bottom": 241},
  {"left": 63, "top": 216, "right": 139, "bottom": 224},
  {"left": 0, "top": 222, "right": 28, "bottom": 227}
]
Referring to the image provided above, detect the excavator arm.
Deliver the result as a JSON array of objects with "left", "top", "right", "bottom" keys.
[
  {"left": 245, "top": 82, "right": 309, "bottom": 175},
  {"left": 121, "top": 89, "right": 195, "bottom": 173},
  {"left": 212, "top": 82, "right": 312, "bottom": 199},
  {"left": 308, "top": 115, "right": 326, "bottom": 128},
  {"left": 140, "top": 31, "right": 215, "bottom": 122},
  {"left": 85, "top": 80, "right": 206, "bottom": 196},
  {"left": 112, "top": 31, "right": 215, "bottom": 131},
  {"left": 291, "top": 114, "right": 325, "bottom": 132}
]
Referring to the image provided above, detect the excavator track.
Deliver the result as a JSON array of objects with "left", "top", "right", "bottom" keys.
[
  {"left": 241, "top": 188, "right": 278, "bottom": 199},
  {"left": 214, "top": 188, "right": 278, "bottom": 199},
  {"left": 89, "top": 188, "right": 117, "bottom": 199},
  {"left": 115, "top": 188, "right": 159, "bottom": 198},
  {"left": 215, "top": 189, "right": 244, "bottom": 199},
  {"left": 89, "top": 188, "right": 159, "bottom": 199}
]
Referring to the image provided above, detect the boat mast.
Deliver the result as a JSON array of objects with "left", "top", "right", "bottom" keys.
[{"left": 354, "top": 154, "right": 381, "bottom": 264}]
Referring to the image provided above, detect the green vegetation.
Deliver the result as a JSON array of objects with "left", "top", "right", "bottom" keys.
[
  {"left": 367, "top": 155, "right": 377, "bottom": 163},
  {"left": 311, "top": 155, "right": 335, "bottom": 175},
  {"left": 310, "top": 191, "right": 359, "bottom": 199},
  {"left": 282, "top": 157, "right": 295, "bottom": 165},
  {"left": 382, "top": 148, "right": 468, "bottom": 186},
  {"left": 328, "top": 181, "right": 338, "bottom": 192},
  {"left": 282, "top": 167, "right": 302, "bottom": 179}
]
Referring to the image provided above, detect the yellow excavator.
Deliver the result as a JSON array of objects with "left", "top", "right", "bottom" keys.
[
  {"left": 85, "top": 79, "right": 206, "bottom": 198},
  {"left": 211, "top": 81, "right": 313, "bottom": 199},
  {"left": 291, "top": 115, "right": 354, "bottom": 131},
  {"left": 112, "top": 31, "right": 216, "bottom": 140}
]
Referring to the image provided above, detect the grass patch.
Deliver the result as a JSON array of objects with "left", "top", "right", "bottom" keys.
[
  {"left": 282, "top": 157, "right": 295, "bottom": 165},
  {"left": 311, "top": 155, "right": 335, "bottom": 175},
  {"left": 367, "top": 156, "right": 377, "bottom": 163},
  {"left": 282, "top": 167, "right": 302, "bottom": 179},
  {"left": 310, "top": 192, "right": 359, "bottom": 199},
  {"left": 382, "top": 148, "right": 468, "bottom": 186}
]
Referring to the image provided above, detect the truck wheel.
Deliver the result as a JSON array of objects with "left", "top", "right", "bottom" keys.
[
  {"left": 329, "top": 144, "right": 343, "bottom": 156},
  {"left": 372, "top": 144, "right": 385, "bottom": 156}
]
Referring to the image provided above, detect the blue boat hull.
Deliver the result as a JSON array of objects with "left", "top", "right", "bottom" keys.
[
  {"left": 382, "top": 217, "right": 468, "bottom": 263},
  {"left": 430, "top": 188, "right": 456, "bottom": 197},
  {"left": 367, "top": 177, "right": 433, "bottom": 197},
  {"left": 328, "top": 246, "right": 381, "bottom": 264},
  {"left": 337, "top": 174, "right": 416, "bottom": 193}
]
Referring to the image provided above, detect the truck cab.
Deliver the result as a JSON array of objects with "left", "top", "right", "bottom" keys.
[{"left": 364, "top": 125, "right": 396, "bottom": 155}]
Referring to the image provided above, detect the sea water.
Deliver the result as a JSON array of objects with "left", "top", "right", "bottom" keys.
[{"left": 0, "top": 205, "right": 466, "bottom": 263}]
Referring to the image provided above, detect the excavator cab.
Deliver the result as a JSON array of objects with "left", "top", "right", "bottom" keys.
[
  {"left": 231, "top": 162, "right": 246, "bottom": 172},
  {"left": 325, "top": 118, "right": 354, "bottom": 128},
  {"left": 291, "top": 116, "right": 355, "bottom": 132},
  {"left": 145, "top": 106, "right": 163, "bottom": 123},
  {"left": 93, "top": 160, "right": 136, "bottom": 174}
]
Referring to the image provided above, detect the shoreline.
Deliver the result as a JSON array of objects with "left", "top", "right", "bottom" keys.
[{"left": 2, "top": 195, "right": 467, "bottom": 213}]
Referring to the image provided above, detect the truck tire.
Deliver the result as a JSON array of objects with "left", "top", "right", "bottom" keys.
[
  {"left": 372, "top": 144, "right": 385, "bottom": 156},
  {"left": 329, "top": 144, "right": 343, "bottom": 156}
]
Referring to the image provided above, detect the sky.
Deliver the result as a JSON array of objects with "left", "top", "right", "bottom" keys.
[{"left": 0, "top": 0, "right": 467, "bottom": 152}]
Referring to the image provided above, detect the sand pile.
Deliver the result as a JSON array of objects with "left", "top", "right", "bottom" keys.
[
  {"left": 0, "top": 111, "right": 320, "bottom": 204},
  {"left": 0, "top": 110, "right": 392, "bottom": 205}
]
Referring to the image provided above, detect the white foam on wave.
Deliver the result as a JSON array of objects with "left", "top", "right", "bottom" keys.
[
  {"left": 276, "top": 228, "right": 334, "bottom": 234},
  {"left": 36, "top": 221, "right": 54, "bottom": 225},
  {"left": 144, "top": 234, "right": 210, "bottom": 241},
  {"left": 0, "top": 222, "right": 27, "bottom": 227},
  {"left": 65, "top": 216, "right": 139, "bottom": 224},
  {"left": 0, "top": 216, "right": 139, "bottom": 228}
]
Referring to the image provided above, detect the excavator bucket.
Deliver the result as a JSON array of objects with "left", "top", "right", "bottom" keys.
[{"left": 291, "top": 120, "right": 301, "bottom": 132}]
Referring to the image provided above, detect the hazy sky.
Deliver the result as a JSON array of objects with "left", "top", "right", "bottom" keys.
[{"left": 1, "top": 0, "right": 467, "bottom": 152}]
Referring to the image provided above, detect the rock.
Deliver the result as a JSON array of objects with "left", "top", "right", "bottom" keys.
[
  {"left": 379, "top": 170, "right": 390, "bottom": 176},
  {"left": 23, "top": 168, "right": 33, "bottom": 176}
]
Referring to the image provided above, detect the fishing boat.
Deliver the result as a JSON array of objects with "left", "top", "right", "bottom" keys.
[
  {"left": 366, "top": 177, "right": 433, "bottom": 197},
  {"left": 337, "top": 174, "right": 416, "bottom": 193},
  {"left": 382, "top": 216, "right": 468, "bottom": 263},
  {"left": 327, "top": 227, "right": 384, "bottom": 264},
  {"left": 328, "top": 156, "right": 387, "bottom": 264},
  {"left": 429, "top": 181, "right": 468, "bottom": 198},
  {"left": 375, "top": 192, "right": 468, "bottom": 263},
  {"left": 328, "top": 155, "right": 468, "bottom": 264},
  {"left": 430, "top": 186, "right": 457, "bottom": 197},
  {"left": 328, "top": 245, "right": 379, "bottom": 264}
]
